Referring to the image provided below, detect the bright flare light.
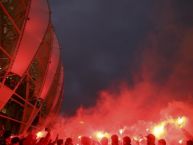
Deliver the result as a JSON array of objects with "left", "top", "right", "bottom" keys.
[
  {"left": 175, "top": 116, "right": 187, "bottom": 128},
  {"left": 96, "top": 132, "right": 104, "bottom": 139},
  {"left": 151, "top": 116, "right": 188, "bottom": 139},
  {"left": 133, "top": 136, "right": 144, "bottom": 143},
  {"left": 152, "top": 123, "right": 166, "bottom": 139},
  {"left": 78, "top": 136, "right": 82, "bottom": 139},
  {"left": 167, "top": 116, "right": 187, "bottom": 128},
  {"left": 36, "top": 131, "right": 47, "bottom": 139},
  {"left": 119, "top": 129, "right": 124, "bottom": 135},
  {"left": 178, "top": 139, "right": 183, "bottom": 144},
  {"left": 94, "top": 131, "right": 110, "bottom": 141},
  {"left": 133, "top": 136, "right": 139, "bottom": 141}
]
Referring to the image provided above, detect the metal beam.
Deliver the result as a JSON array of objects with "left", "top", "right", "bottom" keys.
[{"left": 0, "top": 2, "right": 21, "bottom": 34}]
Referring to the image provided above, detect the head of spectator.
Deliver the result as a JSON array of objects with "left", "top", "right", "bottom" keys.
[
  {"left": 146, "top": 134, "right": 155, "bottom": 145},
  {"left": 100, "top": 137, "right": 108, "bottom": 145},
  {"left": 0, "top": 124, "right": 4, "bottom": 137},
  {"left": 3, "top": 130, "right": 11, "bottom": 145},
  {"left": 57, "top": 139, "right": 64, "bottom": 145},
  {"left": 187, "top": 140, "right": 193, "bottom": 145},
  {"left": 65, "top": 137, "right": 73, "bottom": 145},
  {"left": 11, "top": 137, "right": 20, "bottom": 145},
  {"left": 158, "top": 139, "right": 166, "bottom": 145},
  {"left": 111, "top": 134, "right": 119, "bottom": 145},
  {"left": 19, "top": 138, "right": 25, "bottom": 145},
  {"left": 81, "top": 136, "right": 92, "bottom": 145},
  {"left": 123, "top": 136, "right": 131, "bottom": 145}
]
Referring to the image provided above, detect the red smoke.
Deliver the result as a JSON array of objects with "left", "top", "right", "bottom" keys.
[
  {"left": 48, "top": 80, "right": 193, "bottom": 144},
  {"left": 46, "top": 1, "right": 193, "bottom": 144},
  {"left": 47, "top": 27, "right": 193, "bottom": 145},
  {"left": 47, "top": 31, "right": 193, "bottom": 144}
]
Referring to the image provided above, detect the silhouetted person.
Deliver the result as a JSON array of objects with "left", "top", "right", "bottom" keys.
[
  {"left": 100, "top": 137, "right": 108, "bottom": 145},
  {"left": 48, "top": 134, "right": 59, "bottom": 145},
  {"left": 146, "top": 134, "right": 155, "bottom": 145},
  {"left": 0, "top": 130, "right": 11, "bottom": 145},
  {"left": 187, "top": 140, "right": 193, "bottom": 145},
  {"left": 111, "top": 135, "right": 119, "bottom": 145},
  {"left": 36, "top": 131, "right": 51, "bottom": 145},
  {"left": 19, "top": 138, "right": 25, "bottom": 145},
  {"left": 11, "top": 137, "right": 20, "bottom": 145},
  {"left": 0, "top": 124, "right": 5, "bottom": 137},
  {"left": 65, "top": 138, "right": 73, "bottom": 145},
  {"left": 123, "top": 136, "right": 131, "bottom": 145},
  {"left": 57, "top": 139, "right": 64, "bottom": 145},
  {"left": 81, "top": 136, "right": 92, "bottom": 145},
  {"left": 158, "top": 139, "right": 166, "bottom": 145},
  {"left": 22, "top": 131, "right": 36, "bottom": 145}
]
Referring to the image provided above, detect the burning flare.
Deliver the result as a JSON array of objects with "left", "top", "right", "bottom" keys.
[
  {"left": 151, "top": 116, "right": 188, "bottom": 139},
  {"left": 36, "top": 130, "right": 47, "bottom": 139},
  {"left": 175, "top": 116, "right": 187, "bottom": 128},
  {"left": 93, "top": 131, "right": 110, "bottom": 141},
  {"left": 152, "top": 123, "right": 166, "bottom": 139}
]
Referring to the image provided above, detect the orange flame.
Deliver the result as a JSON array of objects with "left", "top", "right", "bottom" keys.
[
  {"left": 93, "top": 131, "right": 110, "bottom": 141},
  {"left": 152, "top": 123, "right": 166, "bottom": 139},
  {"left": 36, "top": 131, "right": 47, "bottom": 139},
  {"left": 151, "top": 116, "right": 187, "bottom": 139}
]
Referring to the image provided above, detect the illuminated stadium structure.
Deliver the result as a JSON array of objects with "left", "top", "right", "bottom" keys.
[{"left": 0, "top": 0, "right": 64, "bottom": 134}]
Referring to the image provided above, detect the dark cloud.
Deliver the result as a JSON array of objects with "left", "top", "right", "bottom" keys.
[{"left": 49, "top": 0, "right": 193, "bottom": 115}]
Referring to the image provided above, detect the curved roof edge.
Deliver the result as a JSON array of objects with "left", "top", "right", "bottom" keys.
[
  {"left": 39, "top": 30, "right": 61, "bottom": 100},
  {"left": 10, "top": 0, "right": 50, "bottom": 76}
]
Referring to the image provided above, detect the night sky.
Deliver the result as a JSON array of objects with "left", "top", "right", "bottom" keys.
[{"left": 49, "top": 0, "right": 193, "bottom": 115}]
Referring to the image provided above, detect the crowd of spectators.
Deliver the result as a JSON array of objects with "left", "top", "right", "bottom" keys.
[{"left": 0, "top": 127, "right": 193, "bottom": 145}]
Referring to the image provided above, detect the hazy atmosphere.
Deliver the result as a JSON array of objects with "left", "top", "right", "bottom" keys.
[{"left": 49, "top": 0, "right": 193, "bottom": 115}]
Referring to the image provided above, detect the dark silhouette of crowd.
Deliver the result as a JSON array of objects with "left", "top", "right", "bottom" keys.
[{"left": 0, "top": 126, "right": 193, "bottom": 145}]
